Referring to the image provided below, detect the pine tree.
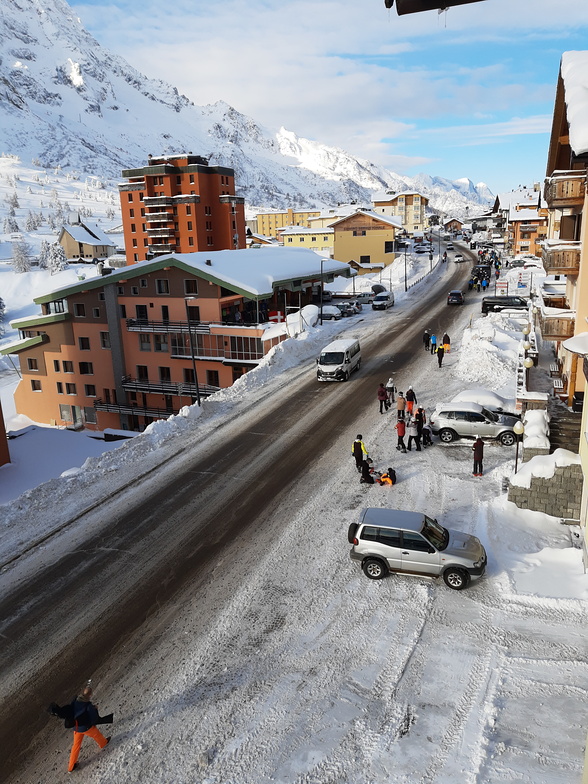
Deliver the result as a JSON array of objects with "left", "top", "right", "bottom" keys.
[
  {"left": 12, "top": 240, "right": 32, "bottom": 272},
  {"left": 25, "top": 210, "right": 37, "bottom": 231},
  {"left": 48, "top": 242, "right": 68, "bottom": 274},
  {"left": 9, "top": 192, "right": 19, "bottom": 208},
  {"left": 38, "top": 239, "right": 50, "bottom": 269},
  {"left": 3, "top": 216, "right": 19, "bottom": 233}
]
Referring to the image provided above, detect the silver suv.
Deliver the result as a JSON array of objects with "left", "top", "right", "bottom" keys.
[
  {"left": 429, "top": 401, "right": 518, "bottom": 445},
  {"left": 349, "top": 508, "right": 486, "bottom": 590}
]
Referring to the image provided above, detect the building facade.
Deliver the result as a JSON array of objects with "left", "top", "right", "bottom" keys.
[
  {"left": 332, "top": 211, "right": 402, "bottom": 270},
  {"left": 277, "top": 227, "right": 334, "bottom": 255},
  {"left": 372, "top": 191, "right": 429, "bottom": 233},
  {"left": 59, "top": 220, "right": 116, "bottom": 261},
  {"left": 119, "top": 154, "right": 246, "bottom": 263},
  {"left": 256, "top": 209, "right": 321, "bottom": 238},
  {"left": 2, "top": 248, "right": 350, "bottom": 432}
]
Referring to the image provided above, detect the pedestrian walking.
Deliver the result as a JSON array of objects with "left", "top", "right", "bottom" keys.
[
  {"left": 377, "top": 382, "right": 390, "bottom": 414},
  {"left": 405, "top": 386, "right": 417, "bottom": 416},
  {"left": 476, "top": 279, "right": 481, "bottom": 292},
  {"left": 430, "top": 334, "right": 437, "bottom": 354},
  {"left": 352, "top": 435, "right": 368, "bottom": 472},
  {"left": 442, "top": 332, "right": 451, "bottom": 353},
  {"left": 422, "top": 329, "right": 430, "bottom": 351},
  {"left": 473, "top": 435, "right": 484, "bottom": 476},
  {"left": 394, "top": 419, "right": 407, "bottom": 453},
  {"left": 481, "top": 278, "right": 488, "bottom": 291},
  {"left": 360, "top": 458, "right": 376, "bottom": 484},
  {"left": 414, "top": 407, "right": 425, "bottom": 438},
  {"left": 406, "top": 418, "right": 421, "bottom": 451},
  {"left": 66, "top": 685, "right": 112, "bottom": 773},
  {"left": 436, "top": 344, "right": 445, "bottom": 368},
  {"left": 396, "top": 392, "right": 406, "bottom": 420},
  {"left": 385, "top": 377, "right": 395, "bottom": 403}
]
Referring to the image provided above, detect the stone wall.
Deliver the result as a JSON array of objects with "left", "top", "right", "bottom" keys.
[
  {"left": 508, "top": 463, "right": 583, "bottom": 520},
  {"left": 522, "top": 447, "right": 550, "bottom": 462}
]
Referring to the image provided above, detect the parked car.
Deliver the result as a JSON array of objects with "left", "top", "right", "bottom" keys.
[
  {"left": 414, "top": 247, "right": 426, "bottom": 254},
  {"left": 348, "top": 508, "right": 487, "bottom": 590},
  {"left": 429, "top": 401, "right": 519, "bottom": 445},
  {"left": 447, "top": 290, "right": 465, "bottom": 305},
  {"left": 451, "top": 388, "right": 520, "bottom": 418},
  {"left": 336, "top": 302, "right": 358, "bottom": 317},
  {"left": 345, "top": 299, "right": 363, "bottom": 312},
  {"left": 481, "top": 296, "right": 528, "bottom": 314},
  {"left": 372, "top": 291, "right": 395, "bottom": 310},
  {"left": 454, "top": 253, "right": 464, "bottom": 262},
  {"left": 319, "top": 305, "right": 342, "bottom": 321},
  {"left": 353, "top": 292, "right": 375, "bottom": 305}
]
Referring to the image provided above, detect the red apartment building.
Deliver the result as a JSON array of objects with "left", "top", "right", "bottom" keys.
[
  {"left": 119, "top": 154, "right": 246, "bottom": 263},
  {"left": 2, "top": 248, "right": 350, "bottom": 432}
]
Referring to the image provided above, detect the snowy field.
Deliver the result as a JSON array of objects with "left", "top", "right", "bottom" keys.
[{"left": 2, "top": 244, "right": 588, "bottom": 783}]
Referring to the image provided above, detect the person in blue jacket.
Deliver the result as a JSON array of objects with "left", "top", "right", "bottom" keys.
[
  {"left": 430, "top": 334, "right": 437, "bottom": 354},
  {"left": 68, "top": 685, "right": 111, "bottom": 772}
]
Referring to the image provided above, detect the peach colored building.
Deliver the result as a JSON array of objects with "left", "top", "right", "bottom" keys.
[
  {"left": 119, "top": 154, "right": 246, "bottom": 264},
  {"left": 2, "top": 248, "right": 350, "bottom": 432}
]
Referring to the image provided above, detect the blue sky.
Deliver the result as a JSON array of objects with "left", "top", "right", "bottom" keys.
[{"left": 71, "top": 0, "right": 588, "bottom": 195}]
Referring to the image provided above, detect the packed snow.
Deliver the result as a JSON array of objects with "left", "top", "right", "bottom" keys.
[{"left": 2, "top": 239, "right": 587, "bottom": 783}]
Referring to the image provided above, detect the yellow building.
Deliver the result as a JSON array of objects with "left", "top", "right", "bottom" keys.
[
  {"left": 277, "top": 227, "right": 334, "bottom": 255},
  {"left": 332, "top": 210, "right": 403, "bottom": 272},
  {"left": 540, "top": 51, "right": 588, "bottom": 570},
  {"left": 372, "top": 191, "right": 429, "bottom": 233},
  {"left": 58, "top": 219, "right": 116, "bottom": 261},
  {"left": 256, "top": 208, "right": 321, "bottom": 238}
]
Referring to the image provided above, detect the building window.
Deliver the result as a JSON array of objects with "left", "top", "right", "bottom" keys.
[
  {"left": 93, "top": 307, "right": 100, "bottom": 318},
  {"left": 139, "top": 334, "right": 151, "bottom": 351},
  {"left": 84, "top": 407, "right": 97, "bottom": 424},
  {"left": 66, "top": 383, "right": 77, "bottom": 395},
  {"left": 133, "top": 253, "right": 139, "bottom": 262},
  {"left": 73, "top": 303, "right": 86, "bottom": 317},
  {"left": 79, "top": 362, "right": 94, "bottom": 375},
  {"left": 207, "top": 236, "right": 213, "bottom": 246},
  {"left": 27, "top": 357, "right": 39, "bottom": 371},
  {"left": 54, "top": 360, "right": 61, "bottom": 372},
  {"left": 132, "top": 239, "right": 138, "bottom": 247},
  {"left": 60, "top": 404, "right": 73, "bottom": 421},
  {"left": 131, "top": 286, "right": 139, "bottom": 295},
  {"left": 186, "top": 205, "right": 192, "bottom": 215},
  {"left": 187, "top": 221, "right": 193, "bottom": 231},
  {"left": 78, "top": 337, "right": 91, "bottom": 350},
  {"left": 188, "top": 237, "right": 194, "bottom": 246},
  {"left": 189, "top": 174, "right": 195, "bottom": 184},
  {"left": 100, "top": 331, "right": 111, "bottom": 349},
  {"left": 140, "top": 208, "right": 145, "bottom": 217},
  {"left": 353, "top": 230, "right": 366, "bottom": 237},
  {"left": 205, "top": 206, "right": 211, "bottom": 215},
  {"left": 137, "top": 365, "right": 149, "bottom": 381},
  {"left": 323, "top": 236, "right": 329, "bottom": 241},
  {"left": 384, "top": 241, "right": 394, "bottom": 253},
  {"left": 98, "top": 292, "right": 105, "bottom": 301},
  {"left": 206, "top": 369, "right": 219, "bottom": 387},
  {"left": 159, "top": 367, "right": 171, "bottom": 383},
  {"left": 127, "top": 193, "right": 133, "bottom": 202},
  {"left": 63, "top": 361, "right": 74, "bottom": 373},
  {"left": 176, "top": 175, "right": 181, "bottom": 184},
  {"left": 360, "top": 255, "right": 370, "bottom": 264},
  {"left": 120, "top": 304, "right": 127, "bottom": 318},
  {"left": 140, "top": 279, "right": 148, "bottom": 288},
  {"left": 184, "top": 279, "right": 198, "bottom": 295},
  {"left": 154, "top": 334, "right": 169, "bottom": 352},
  {"left": 129, "top": 209, "right": 135, "bottom": 217},
  {"left": 31, "top": 379, "right": 42, "bottom": 391},
  {"left": 139, "top": 193, "right": 144, "bottom": 201},
  {"left": 143, "top": 238, "right": 148, "bottom": 246},
  {"left": 56, "top": 382, "right": 63, "bottom": 394},
  {"left": 156, "top": 279, "right": 170, "bottom": 295},
  {"left": 118, "top": 286, "right": 125, "bottom": 295},
  {"left": 85, "top": 384, "right": 96, "bottom": 397},
  {"left": 183, "top": 368, "right": 195, "bottom": 384},
  {"left": 186, "top": 305, "right": 200, "bottom": 322}
]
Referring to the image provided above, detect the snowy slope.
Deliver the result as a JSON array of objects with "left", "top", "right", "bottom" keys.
[{"left": 0, "top": 0, "right": 493, "bottom": 213}]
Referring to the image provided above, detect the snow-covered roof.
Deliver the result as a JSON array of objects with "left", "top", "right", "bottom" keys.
[
  {"left": 328, "top": 210, "right": 403, "bottom": 230},
  {"left": 561, "top": 51, "right": 588, "bottom": 157},
  {"left": 33, "top": 247, "right": 351, "bottom": 303},
  {"left": 279, "top": 227, "right": 334, "bottom": 235},
  {"left": 508, "top": 207, "right": 544, "bottom": 222},
  {"left": 61, "top": 221, "right": 115, "bottom": 247},
  {"left": 372, "top": 190, "right": 428, "bottom": 202}
]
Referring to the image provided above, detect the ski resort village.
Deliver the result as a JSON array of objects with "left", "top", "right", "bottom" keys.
[{"left": 0, "top": 1, "right": 588, "bottom": 782}]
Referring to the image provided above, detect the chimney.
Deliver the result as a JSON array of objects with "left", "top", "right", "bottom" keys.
[{"left": 205, "top": 259, "right": 212, "bottom": 266}]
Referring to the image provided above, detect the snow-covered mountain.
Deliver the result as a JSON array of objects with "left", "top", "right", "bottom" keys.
[{"left": 0, "top": 0, "right": 492, "bottom": 215}]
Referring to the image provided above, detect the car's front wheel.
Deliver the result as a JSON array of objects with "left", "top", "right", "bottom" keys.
[
  {"left": 500, "top": 431, "right": 516, "bottom": 446},
  {"left": 438, "top": 428, "right": 457, "bottom": 443},
  {"left": 443, "top": 568, "right": 470, "bottom": 590},
  {"left": 362, "top": 558, "right": 388, "bottom": 580}
]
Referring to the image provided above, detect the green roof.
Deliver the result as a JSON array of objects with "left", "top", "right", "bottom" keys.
[
  {"left": 0, "top": 334, "right": 49, "bottom": 355},
  {"left": 10, "top": 312, "right": 71, "bottom": 328}
]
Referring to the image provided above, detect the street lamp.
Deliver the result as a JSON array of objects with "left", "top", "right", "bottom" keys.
[
  {"left": 184, "top": 296, "right": 202, "bottom": 406},
  {"left": 523, "top": 356, "right": 534, "bottom": 390},
  {"left": 404, "top": 246, "right": 408, "bottom": 292},
  {"left": 320, "top": 257, "right": 325, "bottom": 325},
  {"left": 514, "top": 420, "right": 525, "bottom": 473}
]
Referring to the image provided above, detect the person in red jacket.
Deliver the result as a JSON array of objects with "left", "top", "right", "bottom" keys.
[
  {"left": 394, "top": 420, "right": 407, "bottom": 453},
  {"left": 472, "top": 435, "right": 484, "bottom": 476},
  {"left": 377, "top": 382, "right": 390, "bottom": 414}
]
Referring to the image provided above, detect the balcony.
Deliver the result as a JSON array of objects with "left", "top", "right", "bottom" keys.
[
  {"left": 121, "top": 376, "right": 219, "bottom": 397},
  {"left": 537, "top": 311, "right": 575, "bottom": 341},
  {"left": 145, "top": 212, "right": 173, "bottom": 222},
  {"left": 148, "top": 243, "right": 175, "bottom": 254},
  {"left": 545, "top": 172, "right": 586, "bottom": 207},
  {"left": 143, "top": 196, "right": 173, "bottom": 207},
  {"left": 542, "top": 242, "right": 581, "bottom": 275},
  {"left": 94, "top": 399, "right": 180, "bottom": 418},
  {"left": 127, "top": 318, "right": 211, "bottom": 334},
  {"left": 147, "top": 228, "right": 175, "bottom": 238}
]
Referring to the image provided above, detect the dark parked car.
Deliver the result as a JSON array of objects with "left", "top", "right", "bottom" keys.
[
  {"left": 447, "top": 290, "right": 465, "bottom": 305},
  {"left": 481, "top": 296, "right": 528, "bottom": 314}
]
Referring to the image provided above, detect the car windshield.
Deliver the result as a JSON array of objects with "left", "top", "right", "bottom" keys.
[
  {"left": 319, "top": 351, "right": 344, "bottom": 365},
  {"left": 481, "top": 407, "right": 498, "bottom": 421},
  {"left": 374, "top": 295, "right": 387, "bottom": 301},
  {"left": 421, "top": 516, "right": 448, "bottom": 550}
]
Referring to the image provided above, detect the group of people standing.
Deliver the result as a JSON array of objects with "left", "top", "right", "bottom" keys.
[
  {"left": 393, "top": 386, "right": 431, "bottom": 453},
  {"left": 422, "top": 330, "right": 450, "bottom": 368}
]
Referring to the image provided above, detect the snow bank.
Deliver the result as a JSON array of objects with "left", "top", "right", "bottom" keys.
[
  {"left": 522, "top": 408, "right": 550, "bottom": 450},
  {"left": 510, "top": 448, "right": 581, "bottom": 488},
  {"left": 455, "top": 314, "right": 519, "bottom": 389}
]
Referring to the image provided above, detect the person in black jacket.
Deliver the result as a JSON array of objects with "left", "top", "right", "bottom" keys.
[
  {"left": 68, "top": 686, "right": 111, "bottom": 772},
  {"left": 360, "top": 458, "right": 376, "bottom": 484}
]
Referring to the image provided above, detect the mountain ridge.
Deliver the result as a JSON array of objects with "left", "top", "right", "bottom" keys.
[{"left": 0, "top": 0, "right": 493, "bottom": 215}]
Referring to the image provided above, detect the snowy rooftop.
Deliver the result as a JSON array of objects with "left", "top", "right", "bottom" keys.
[
  {"left": 33, "top": 247, "right": 351, "bottom": 302},
  {"left": 61, "top": 221, "right": 115, "bottom": 247},
  {"left": 278, "top": 226, "right": 334, "bottom": 235},
  {"left": 561, "top": 51, "right": 588, "bottom": 157},
  {"left": 328, "top": 210, "right": 403, "bottom": 230}
]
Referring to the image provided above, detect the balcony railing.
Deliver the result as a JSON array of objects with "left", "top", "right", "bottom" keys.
[
  {"left": 148, "top": 243, "right": 175, "bottom": 253},
  {"left": 145, "top": 212, "right": 173, "bottom": 222},
  {"left": 147, "top": 228, "right": 175, "bottom": 238},
  {"left": 542, "top": 243, "right": 581, "bottom": 275},
  {"left": 127, "top": 318, "right": 211, "bottom": 334},
  {"left": 538, "top": 313, "right": 575, "bottom": 341},
  {"left": 545, "top": 172, "right": 586, "bottom": 206},
  {"left": 121, "top": 376, "right": 219, "bottom": 397},
  {"left": 94, "top": 399, "right": 180, "bottom": 417},
  {"left": 143, "top": 196, "right": 173, "bottom": 206}
]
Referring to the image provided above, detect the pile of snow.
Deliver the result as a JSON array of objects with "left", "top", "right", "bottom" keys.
[
  {"left": 454, "top": 313, "right": 520, "bottom": 389},
  {"left": 510, "top": 448, "right": 581, "bottom": 489},
  {"left": 522, "top": 408, "right": 550, "bottom": 450}
]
